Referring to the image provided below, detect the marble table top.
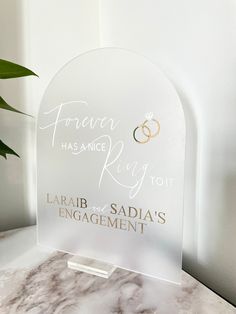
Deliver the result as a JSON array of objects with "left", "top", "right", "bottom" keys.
[{"left": 0, "top": 226, "right": 235, "bottom": 314}]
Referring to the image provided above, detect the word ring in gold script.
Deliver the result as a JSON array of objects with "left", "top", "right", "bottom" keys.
[{"left": 133, "top": 114, "right": 160, "bottom": 144}]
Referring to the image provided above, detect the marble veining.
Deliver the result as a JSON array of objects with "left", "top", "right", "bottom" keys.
[{"left": 0, "top": 227, "right": 235, "bottom": 314}]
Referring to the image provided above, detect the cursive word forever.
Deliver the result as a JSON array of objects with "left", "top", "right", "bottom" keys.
[{"left": 39, "top": 100, "right": 120, "bottom": 147}]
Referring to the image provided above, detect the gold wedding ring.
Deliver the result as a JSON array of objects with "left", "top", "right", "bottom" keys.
[{"left": 133, "top": 119, "right": 160, "bottom": 144}]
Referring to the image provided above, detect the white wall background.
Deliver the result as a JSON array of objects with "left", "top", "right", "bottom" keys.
[
  {"left": 0, "top": 0, "right": 236, "bottom": 306},
  {"left": 0, "top": 0, "right": 35, "bottom": 231},
  {"left": 100, "top": 0, "right": 236, "bottom": 305},
  {"left": 0, "top": 0, "right": 100, "bottom": 230}
]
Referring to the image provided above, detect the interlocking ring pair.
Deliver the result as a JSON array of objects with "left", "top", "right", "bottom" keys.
[{"left": 133, "top": 118, "right": 160, "bottom": 144}]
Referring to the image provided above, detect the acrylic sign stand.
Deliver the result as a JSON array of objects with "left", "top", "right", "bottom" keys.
[
  {"left": 37, "top": 48, "right": 185, "bottom": 283},
  {"left": 67, "top": 255, "right": 116, "bottom": 278}
]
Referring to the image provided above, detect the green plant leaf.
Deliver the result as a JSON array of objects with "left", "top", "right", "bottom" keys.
[
  {"left": 0, "top": 96, "right": 31, "bottom": 116},
  {"left": 0, "top": 59, "right": 38, "bottom": 79},
  {"left": 0, "top": 140, "right": 19, "bottom": 159}
]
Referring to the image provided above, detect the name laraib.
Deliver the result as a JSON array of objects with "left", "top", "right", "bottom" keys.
[{"left": 46, "top": 193, "right": 87, "bottom": 208}]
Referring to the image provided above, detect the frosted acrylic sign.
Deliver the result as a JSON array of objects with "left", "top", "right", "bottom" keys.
[{"left": 37, "top": 48, "right": 185, "bottom": 283}]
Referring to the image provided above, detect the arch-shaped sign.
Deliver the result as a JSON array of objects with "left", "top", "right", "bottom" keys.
[{"left": 37, "top": 48, "right": 185, "bottom": 283}]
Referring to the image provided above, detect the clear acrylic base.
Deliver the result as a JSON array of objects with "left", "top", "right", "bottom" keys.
[{"left": 67, "top": 255, "right": 116, "bottom": 279}]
